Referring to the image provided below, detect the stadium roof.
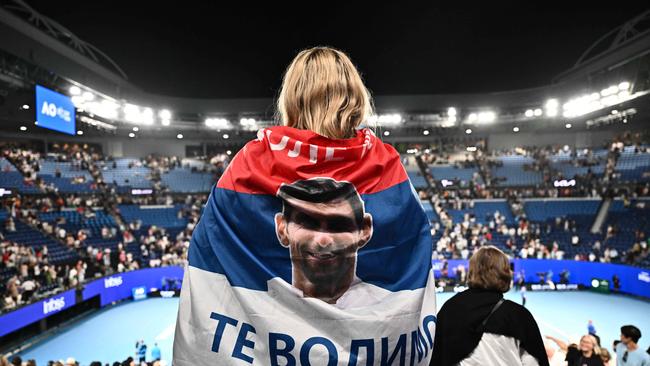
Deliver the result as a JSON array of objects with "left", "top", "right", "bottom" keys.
[{"left": 9, "top": 1, "right": 650, "bottom": 98}]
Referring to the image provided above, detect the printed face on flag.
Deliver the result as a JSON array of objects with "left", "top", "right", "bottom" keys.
[{"left": 274, "top": 178, "right": 373, "bottom": 304}]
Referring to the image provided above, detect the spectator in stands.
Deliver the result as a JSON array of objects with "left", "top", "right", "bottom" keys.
[
  {"left": 431, "top": 246, "right": 548, "bottom": 366},
  {"left": 615, "top": 325, "right": 650, "bottom": 366},
  {"left": 546, "top": 334, "right": 603, "bottom": 366}
]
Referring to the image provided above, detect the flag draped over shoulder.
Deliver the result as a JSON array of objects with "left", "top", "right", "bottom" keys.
[{"left": 173, "top": 126, "right": 437, "bottom": 365}]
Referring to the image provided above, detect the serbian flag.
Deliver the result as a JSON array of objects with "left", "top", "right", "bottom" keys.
[{"left": 173, "top": 126, "right": 437, "bottom": 365}]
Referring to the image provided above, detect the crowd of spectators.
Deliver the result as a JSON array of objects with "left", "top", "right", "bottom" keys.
[
  {"left": 430, "top": 196, "right": 649, "bottom": 267},
  {"left": 0, "top": 189, "right": 203, "bottom": 313}
]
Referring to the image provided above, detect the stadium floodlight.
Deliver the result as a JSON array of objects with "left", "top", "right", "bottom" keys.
[
  {"left": 467, "top": 113, "right": 478, "bottom": 123},
  {"left": 82, "top": 91, "right": 94, "bottom": 101},
  {"left": 617, "top": 90, "right": 630, "bottom": 98},
  {"left": 159, "top": 109, "right": 172, "bottom": 126},
  {"left": 465, "top": 128, "right": 472, "bottom": 134},
  {"left": 618, "top": 81, "right": 630, "bottom": 90},
  {"left": 376, "top": 113, "right": 403, "bottom": 126},
  {"left": 69, "top": 86, "right": 81, "bottom": 96},
  {"left": 533, "top": 108, "right": 543, "bottom": 117},
  {"left": 124, "top": 104, "right": 142, "bottom": 124},
  {"left": 383, "top": 130, "right": 390, "bottom": 136},
  {"left": 159, "top": 109, "right": 172, "bottom": 120},
  {"left": 205, "top": 118, "right": 231, "bottom": 129},
  {"left": 21, "top": 104, "right": 30, "bottom": 110},
  {"left": 128, "top": 132, "right": 135, "bottom": 138},
  {"left": 545, "top": 99, "right": 559, "bottom": 109},
  {"left": 477, "top": 111, "right": 496, "bottom": 123},
  {"left": 447, "top": 107, "right": 457, "bottom": 116},
  {"left": 226, "top": 150, "right": 232, "bottom": 155},
  {"left": 565, "top": 123, "right": 572, "bottom": 129},
  {"left": 601, "top": 85, "right": 619, "bottom": 97},
  {"left": 83, "top": 99, "right": 119, "bottom": 120},
  {"left": 423, "top": 130, "right": 430, "bottom": 136},
  {"left": 525, "top": 109, "right": 534, "bottom": 117},
  {"left": 19, "top": 126, "right": 26, "bottom": 131},
  {"left": 133, "top": 127, "right": 139, "bottom": 132},
  {"left": 448, "top": 115, "right": 457, "bottom": 124},
  {"left": 513, "top": 126, "right": 520, "bottom": 132},
  {"left": 142, "top": 108, "right": 154, "bottom": 125},
  {"left": 77, "top": 130, "right": 83, "bottom": 135},
  {"left": 545, "top": 99, "right": 559, "bottom": 117},
  {"left": 176, "top": 134, "right": 183, "bottom": 139},
  {"left": 611, "top": 110, "right": 618, "bottom": 115},
  {"left": 239, "top": 118, "right": 258, "bottom": 130},
  {"left": 223, "top": 134, "right": 229, "bottom": 139},
  {"left": 71, "top": 96, "right": 85, "bottom": 108}
]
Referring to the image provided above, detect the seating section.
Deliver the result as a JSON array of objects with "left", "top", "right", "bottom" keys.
[
  {"left": 430, "top": 165, "right": 482, "bottom": 186},
  {"left": 605, "top": 200, "right": 650, "bottom": 267},
  {"left": 37, "top": 160, "right": 96, "bottom": 193},
  {"left": 101, "top": 158, "right": 153, "bottom": 192},
  {"left": 447, "top": 200, "right": 515, "bottom": 226},
  {"left": 0, "top": 158, "right": 42, "bottom": 194},
  {"left": 37, "top": 210, "right": 120, "bottom": 250},
  {"left": 524, "top": 199, "right": 601, "bottom": 222},
  {"left": 1, "top": 212, "right": 79, "bottom": 264},
  {"left": 407, "top": 170, "right": 427, "bottom": 188},
  {"left": 161, "top": 168, "right": 214, "bottom": 193},
  {"left": 118, "top": 204, "right": 188, "bottom": 229},
  {"left": 615, "top": 152, "right": 650, "bottom": 182},
  {"left": 491, "top": 155, "right": 543, "bottom": 187}
]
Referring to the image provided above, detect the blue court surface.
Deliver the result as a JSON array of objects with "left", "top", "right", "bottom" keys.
[{"left": 19, "top": 291, "right": 650, "bottom": 365}]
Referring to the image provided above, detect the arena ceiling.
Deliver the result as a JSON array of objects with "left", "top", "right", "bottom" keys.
[{"left": 20, "top": 1, "right": 650, "bottom": 98}]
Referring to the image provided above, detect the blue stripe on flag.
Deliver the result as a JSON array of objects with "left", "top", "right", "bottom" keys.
[{"left": 188, "top": 180, "right": 432, "bottom": 292}]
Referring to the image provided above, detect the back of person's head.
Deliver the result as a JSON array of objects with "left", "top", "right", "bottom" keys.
[
  {"left": 10, "top": 355, "right": 21, "bottom": 366},
  {"left": 621, "top": 325, "right": 642, "bottom": 343},
  {"left": 467, "top": 245, "right": 512, "bottom": 293},
  {"left": 277, "top": 46, "right": 373, "bottom": 139}
]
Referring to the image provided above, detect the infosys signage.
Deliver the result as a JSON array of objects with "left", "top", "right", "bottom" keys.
[
  {"left": 0, "top": 289, "right": 75, "bottom": 337},
  {"left": 42, "top": 296, "right": 66, "bottom": 315},
  {"left": 0, "top": 267, "right": 183, "bottom": 338},
  {"left": 83, "top": 266, "right": 183, "bottom": 306},
  {"left": 35, "top": 85, "right": 75, "bottom": 135}
]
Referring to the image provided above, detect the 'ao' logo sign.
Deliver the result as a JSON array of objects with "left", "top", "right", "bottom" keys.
[{"left": 41, "top": 101, "right": 72, "bottom": 122}]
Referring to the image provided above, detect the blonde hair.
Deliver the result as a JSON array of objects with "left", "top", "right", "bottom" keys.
[
  {"left": 467, "top": 246, "right": 513, "bottom": 293},
  {"left": 277, "top": 46, "right": 373, "bottom": 139},
  {"left": 580, "top": 334, "right": 601, "bottom": 356}
]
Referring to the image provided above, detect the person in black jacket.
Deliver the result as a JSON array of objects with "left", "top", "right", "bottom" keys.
[{"left": 431, "top": 245, "right": 549, "bottom": 366}]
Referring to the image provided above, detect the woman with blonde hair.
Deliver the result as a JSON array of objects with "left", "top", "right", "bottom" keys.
[
  {"left": 431, "top": 246, "right": 548, "bottom": 366},
  {"left": 546, "top": 334, "right": 604, "bottom": 366},
  {"left": 174, "top": 46, "right": 437, "bottom": 365}
]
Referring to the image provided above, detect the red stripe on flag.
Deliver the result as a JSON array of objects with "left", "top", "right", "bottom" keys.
[{"left": 217, "top": 126, "right": 409, "bottom": 195}]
